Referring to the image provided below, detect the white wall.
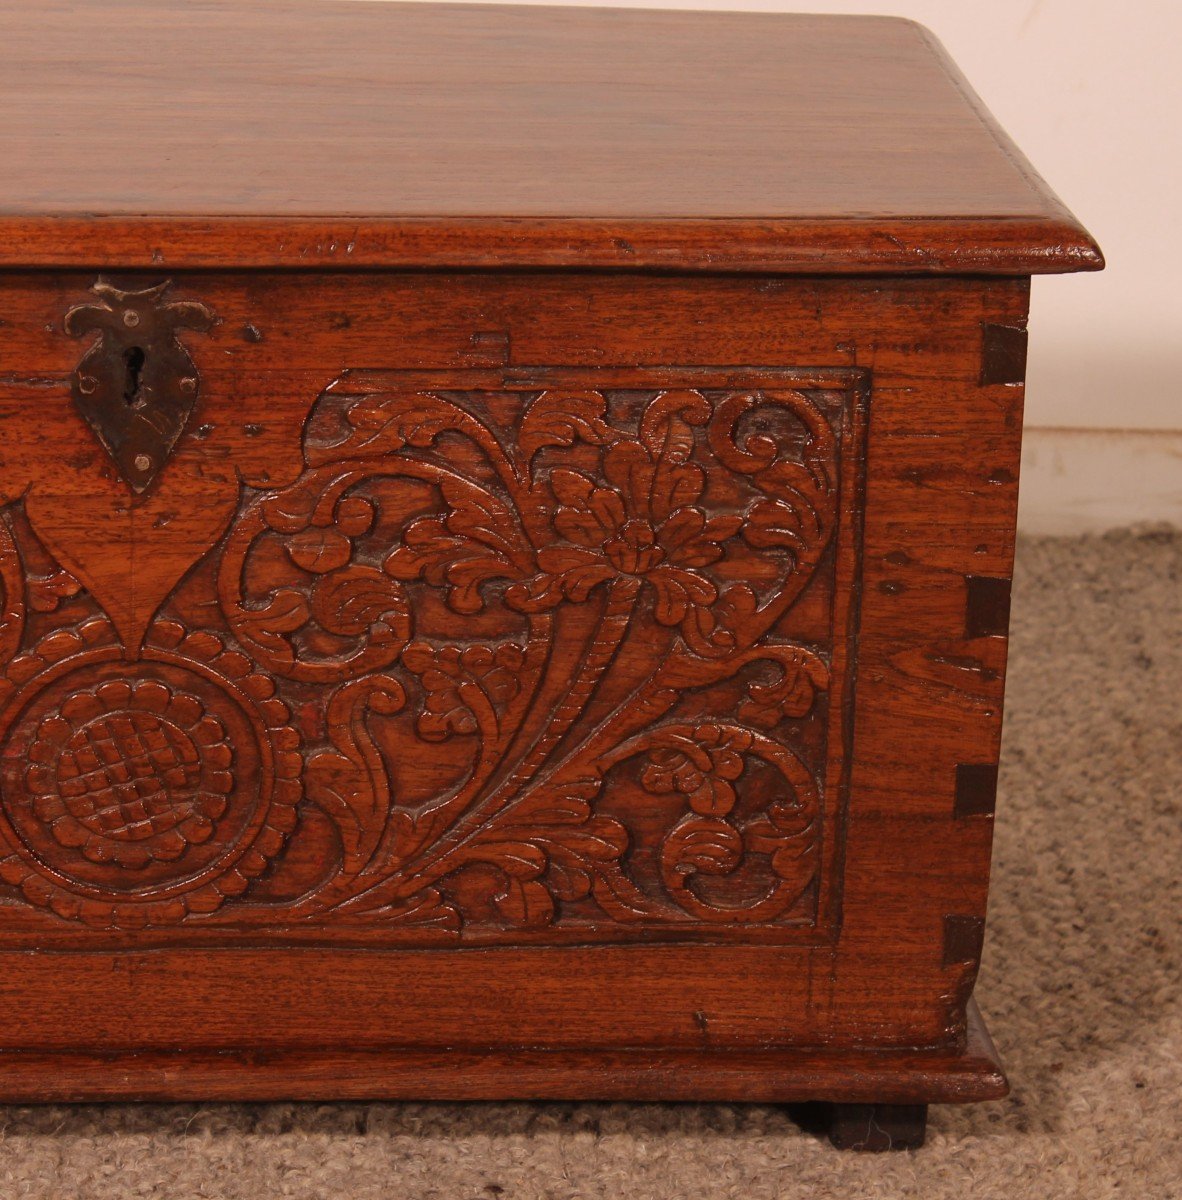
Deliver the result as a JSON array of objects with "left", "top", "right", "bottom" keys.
[{"left": 362, "top": 0, "right": 1180, "bottom": 528}]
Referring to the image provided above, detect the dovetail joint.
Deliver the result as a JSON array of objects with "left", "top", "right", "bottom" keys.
[
  {"left": 942, "top": 915, "right": 986, "bottom": 967},
  {"left": 980, "top": 323, "right": 1028, "bottom": 386},
  {"left": 964, "top": 575, "right": 1012, "bottom": 640},
  {"left": 954, "top": 763, "right": 999, "bottom": 818}
]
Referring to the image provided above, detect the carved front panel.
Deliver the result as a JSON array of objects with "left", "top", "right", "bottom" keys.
[{"left": 0, "top": 360, "right": 866, "bottom": 945}]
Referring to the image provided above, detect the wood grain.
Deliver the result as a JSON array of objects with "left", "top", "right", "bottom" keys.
[
  {"left": 0, "top": 1002, "right": 1007, "bottom": 1104},
  {"left": 0, "top": 0, "right": 1100, "bottom": 273}
]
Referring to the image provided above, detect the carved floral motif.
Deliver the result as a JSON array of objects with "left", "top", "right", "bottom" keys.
[
  {"left": 0, "top": 368, "right": 864, "bottom": 939},
  {"left": 0, "top": 618, "right": 301, "bottom": 926},
  {"left": 26, "top": 679, "right": 232, "bottom": 870}
]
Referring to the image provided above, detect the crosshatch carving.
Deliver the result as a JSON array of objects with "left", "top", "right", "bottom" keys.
[{"left": 0, "top": 366, "right": 866, "bottom": 944}]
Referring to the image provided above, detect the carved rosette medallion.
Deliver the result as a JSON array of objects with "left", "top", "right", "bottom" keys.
[
  {"left": 0, "top": 618, "right": 301, "bottom": 926},
  {"left": 26, "top": 680, "right": 232, "bottom": 869}
]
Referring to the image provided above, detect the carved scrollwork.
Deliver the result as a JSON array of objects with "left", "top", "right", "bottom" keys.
[
  {"left": 207, "top": 373, "right": 859, "bottom": 936},
  {"left": 620, "top": 722, "right": 821, "bottom": 924},
  {"left": 219, "top": 477, "right": 413, "bottom": 683},
  {"left": 0, "top": 368, "right": 864, "bottom": 940}
]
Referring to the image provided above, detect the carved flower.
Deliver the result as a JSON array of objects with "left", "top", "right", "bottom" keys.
[
  {"left": 639, "top": 724, "right": 752, "bottom": 817},
  {"left": 401, "top": 641, "right": 524, "bottom": 741},
  {"left": 25, "top": 679, "right": 233, "bottom": 870},
  {"left": 509, "top": 395, "right": 741, "bottom": 630}
]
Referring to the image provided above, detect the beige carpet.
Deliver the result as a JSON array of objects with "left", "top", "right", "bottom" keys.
[{"left": 0, "top": 529, "right": 1178, "bottom": 1199}]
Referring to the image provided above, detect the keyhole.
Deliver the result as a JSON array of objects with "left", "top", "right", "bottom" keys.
[{"left": 122, "top": 346, "right": 146, "bottom": 407}]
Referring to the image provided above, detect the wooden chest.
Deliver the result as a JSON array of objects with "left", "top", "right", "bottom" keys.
[{"left": 0, "top": 0, "right": 1100, "bottom": 1147}]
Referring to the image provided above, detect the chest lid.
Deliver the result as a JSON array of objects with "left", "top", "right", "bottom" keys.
[{"left": 0, "top": 0, "right": 1100, "bottom": 274}]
